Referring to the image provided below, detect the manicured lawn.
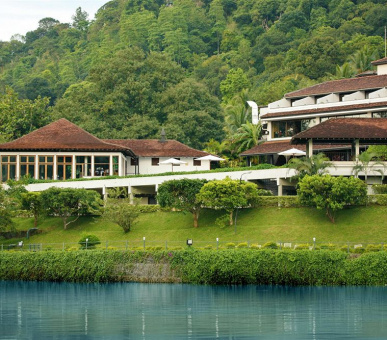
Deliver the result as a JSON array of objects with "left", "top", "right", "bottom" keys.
[{"left": 3, "top": 205, "right": 387, "bottom": 249}]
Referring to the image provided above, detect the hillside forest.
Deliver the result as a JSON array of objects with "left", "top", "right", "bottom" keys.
[{"left": 0, "top": 0, "right": 386, "bottom": 160}]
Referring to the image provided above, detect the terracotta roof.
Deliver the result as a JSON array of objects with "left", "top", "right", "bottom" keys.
[
  {"left": 261, "top": 101, "right": 387, "bottom": 119},
  {"left": 0, "top": 119, "right": 134, "bottom": 155},
  {"left": 284, "top": 75, "right": 387, "bottom": 99},
  {"left": 106, "top": 139, "right": 209, "bottom": 158},
  {"left": 371, "top": 57, "right": 387, "bottom": 66},
  {"left": 240, "top": 140, "right": 350, "bottom": 156},
  {"left": 291, "top": 118, "right": 387, "bottom": 144}
]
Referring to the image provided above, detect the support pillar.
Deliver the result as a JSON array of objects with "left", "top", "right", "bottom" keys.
[{"left": 306, "top": 139, "right": 313, "bottom": 158}]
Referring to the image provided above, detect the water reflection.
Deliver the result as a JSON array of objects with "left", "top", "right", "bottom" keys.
[{"left": 1, "top": 282, "right": 387, "bottom": 339}]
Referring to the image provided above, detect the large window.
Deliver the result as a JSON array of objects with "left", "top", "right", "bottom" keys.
[
  {"left": 75, "top": 156, "right": 90, "bottom": 178},
  {"left": 272, "top": 119, "right": 315, "bottom": 138},
  {"left": 20, "top": 156, "right": 35, "bottom": 178},
  {"left": 1, "top": 156, "right": 16, "bottom": 182},
  {"left": 94, "top": 156, "right": 109, "bottom": 176},
  {"left": 373, "top": 111, "right": 387, "bottom": 118},
  {"left": 57, "top": 156, "right": 72, "bottom": 180},
  {"left": 39, "top": 156, "right": 54, "bottom": 180}
]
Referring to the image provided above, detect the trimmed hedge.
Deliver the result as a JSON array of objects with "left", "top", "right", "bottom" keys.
[
  {"left": 2, "top": 249, "right": 387, "bottom": 285},
  {"left": 368, "top": 194, "right": 387, "bottom": 206}
]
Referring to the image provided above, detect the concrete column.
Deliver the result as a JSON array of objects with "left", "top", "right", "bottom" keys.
[
  {"left": 72, "top": 155, "right": 76, "bottom": 179},
  {"left": 102, "top": 185, "right": 107, "bottom": 201},
  {"left": 277, "top": 177, "right": 283, "bottom": 196},
  {"left": 355, "top": 139, "right": 360, "bottom": 158},
  {"left": 128, "top": 185, "right": 133, "bottom": 204},
  {"left": 53, "top": 155, "right": 57, "bottom": 180},
  {"left": 109, "top": 155, "right": 113, "bottom": 177},
  {"left": 16, "top": 154, "right": 20, "bottom": 180},
  {"left": 35, "top": 155, "right": 39, "bottom": 180},
  {"left": 306, "top": 139, "right": 313, "bottom": 158},
  {"left": 118, "top": 155, "right": 123, "bottom": 176},
  {"left": 91, "top": 154, "right": 95, "bottom": 177}
]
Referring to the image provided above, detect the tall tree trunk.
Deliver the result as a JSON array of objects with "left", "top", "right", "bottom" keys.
[
  {"left": 229, "top": 211, "right": 233, "bottom": 226},
  {"left": 193, "top": 211, "right": 199, "bottom": 228}
]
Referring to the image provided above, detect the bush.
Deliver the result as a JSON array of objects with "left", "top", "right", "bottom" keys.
[
  {"left": 372, "top": 185, "right": 387, "bottom": 194},
  {"left": 257, "top": 189, "right": 273, "bottom": 196},
  {"left": 320, "top": 243, "right": 337, "bottom": 250},
  {"left": 366, "top": 244, "right": 382, "bottom": 252},
  {"left": 353, "top": 246, "right": 365, "bottom": 254},
  {"left": 204, "top": 245, "right": 213, "bottom": 250},
  {"left": 78, "top": 235, "right": 101, "bottom": 250},
  {"left": 225, "top": 242, "right": 236, "bottom": 249},
  {"left": 294, "top": 244, "right": 310, "bottom": 250},
  {"left": 236, "top": 242, "right": 248, "bottom": 248},
  {"left": 250, "top": 244, "right": 261, "bottom": 249},
  {"left": 368, "top": 194, "right": 387, "bottom": 206},
  {"left": 137, "top": 205, "right": 161, "bottom": 213},
  {"left": 262, "top": 241, "right": 279, "bottom": 249}
]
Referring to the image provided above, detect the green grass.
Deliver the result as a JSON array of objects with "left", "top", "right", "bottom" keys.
[{"left": 3, "top": 205, "right": 387, "bottom": 249}]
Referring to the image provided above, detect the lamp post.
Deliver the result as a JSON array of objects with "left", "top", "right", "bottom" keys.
[
  {"left": 240, "top": 171, "right": 252, "bottom": 183},
  {"left": 313, "top": 237, "right": 316, "bottom": 251},
  {"left": 85, "top": 238, "right": 88, "bottom": 250},
  {"left": 216, "top": 238, "right": 219, "bottom": 250},
  {"left": 186, "top": 239, "right": 193, "bottom": 247},
  {"left": 143, "top": 237, "right": 146, "bottom": 249}
]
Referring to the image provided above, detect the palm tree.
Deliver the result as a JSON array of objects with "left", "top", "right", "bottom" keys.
[
  {"left": 232, "top": 121, "right": 262, "bottom": 153},
  {"left": 352, "top": 152, "right": 385, "bottom": 182},
  {"left": 288, "top": 153, "right": 333, "bottom": 179}
]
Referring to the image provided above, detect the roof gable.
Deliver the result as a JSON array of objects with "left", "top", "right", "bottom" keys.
[
  {"left": 285, "top": 75, "right": 387, "bottom": 99},
  {"left": 291, "top": 118, "right": 387, "bottom": 143},
  {"left": 107, "top": 139, "right": 208, "bottom": 157},
  {"left": 0, "top": 119, "right": 133, "bottom": 154}
]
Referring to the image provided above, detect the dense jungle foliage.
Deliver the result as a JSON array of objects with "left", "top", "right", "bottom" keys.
[{"left": 0, "top": 0, "right": 386, "bottom": 153}]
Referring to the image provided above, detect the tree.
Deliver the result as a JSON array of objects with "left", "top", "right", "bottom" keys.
[
  {"left": 72, "top": 7, "right": 90, "bottom": 32},
  {"left": 197, "top": 177, "right": 259, "bottom": 226},
  {"left": 0, "top": 186, "right": 13, "bottom": 232},
  {"left": 0, "top": 87, "right": 51, "bottom": 142},
  {"left": 297, "top": 175, "right": 367, "bottom": 223},
  {"left": 220, "top": 68, "right": 249, "bottom": 103},
  {"left": 103, "top": 188, "right": 140, "bottom": 233},
  {"left": 20, "top": 192, "right": 43, "bottom": 228},
  {"left": 352, "top": 152, "right": 385, "bottom": 182},
  {"left": 157, "top": 179, "right": 207, "bottom": 228},
  {"left": 288, "top": 153, "right": 333, "bottom": 180},
  {"left": 41, "top": 188, "right": 103, "bottom": 229},
  {"left": 232, "top": 121, "right": 262, "bottom": 153}
]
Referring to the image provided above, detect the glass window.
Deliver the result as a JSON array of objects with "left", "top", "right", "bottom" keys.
[
  {"left": 194, "top": 159, "right": 201, "bottom": 166},
  {"left": 94, "top": 156, "right": 109, "bottom": 176},
  {"left": 38, "top": 156, "right": 54, "bottom": 180},
  {"left": 20, "top": 155, "right": 35, "bottom": 179},
  {"left": 152, "top": 158, "right": 159, "bottom": 166},
  {"left": 271, "top": 121, "right": 302, "bottom": 138},
  {"left": 57, "top": 156, "right": 72, "bottom": 180},
  {"left": 75, "top": 156, "right": 91, "bottom": 178},
  {"left": 1, "top": 156, "right": 17, "bottom": 182},
  {"left": 372, "top": 111, "right": 387, "bottom": 118}
]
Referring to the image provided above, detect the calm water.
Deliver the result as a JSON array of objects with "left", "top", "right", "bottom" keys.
[{"left": 1, "top": 281, "right": 387, "bottom": 339}]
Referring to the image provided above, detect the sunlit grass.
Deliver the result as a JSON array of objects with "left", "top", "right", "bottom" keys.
[{"left": 4, "top": 206, "right": 387, "bottom": 249}]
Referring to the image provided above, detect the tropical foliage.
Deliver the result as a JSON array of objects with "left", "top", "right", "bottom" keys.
[
  {"left": 0, "top": 0, "right": 386, "bottom": 155},
  {"left": 297, "top": 175, "right": 367, "bottom": 223}
]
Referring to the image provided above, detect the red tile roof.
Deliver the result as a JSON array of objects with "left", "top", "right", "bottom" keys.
[
  {"left": 284, "top": 75, "right": 387, "bottom": 99},
  {"left": 106, "top": 139, "right": 209, "bottom": 158},
  {"left": 240, "top": 140, "right": 350, "bottom": 156},
  {"left": 261, "top": 101, "right": 387, "bottom": 119},
  {"left": 291, "top": 118, "right": 387, "bottom": 143},
  {"left": 371, "top": 57, "right": 387, "bottom": 66},
  {"left": 0, "top": 119, "right": 134, "bottom": 155}
]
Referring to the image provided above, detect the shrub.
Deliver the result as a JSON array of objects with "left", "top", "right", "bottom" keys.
[
  {"left": 236, "top": 242, "right": 248, "bottom": 248},
  {"left": 225, "top": 242, "right": 236, "bottom": 249},
  {"left": 294, "top": 244, "right": 310, "bottom": 250},
  {"left": 368, "top": 194, "right": 387, "bottom": 206},
  {"left": 250, "top": 244, "right": 261, "bottom": 250},
  {"left": 353, "top": 246, "right": 365, "bottom": 254},
  {"left": 320, "top": 243, "right": 337, "bottom": 250},
  {"left": 78, "top": 235, "right": 101, "bottom": 249},
  {"left": 215, "top": 215, "right": 230, "bottom": 228},
  {"left": 340, "top": 245, "right": 351, "bottom": 253},
  {"left": 372, "top": 185, "right": 387, "bottom": 194},
  {"left": 262, "top": 241, "right": 279, "bottom": 249},
  {"left": 366, "top": 244, "right": 382, "bottom": 252},
  {"left": 257, "top": 189, "right": 273, "bottom": 196},
  {"left": 204, "top": 245, "right": 213, "bottom": 250}
]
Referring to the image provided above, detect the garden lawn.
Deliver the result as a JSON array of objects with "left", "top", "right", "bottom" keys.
[{"left": 4, "top": 205, "right": 387, "bottom": 249}]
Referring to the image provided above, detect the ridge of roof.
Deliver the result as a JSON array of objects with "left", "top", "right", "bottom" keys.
[
  {"left": 106, "top": 139, "right": 209, "bottom": 157},
  {"left": 291, "top": 118, "right": 387, "bottom": 141},
  {"left": 0, "top": 119, "right": 134, "bottom": 154},
  {"left": 371, "top": 57, "right": 387, "bottom": 65},
  {"left": 284, "top": 74, "right": 387, "bottom": 99}
]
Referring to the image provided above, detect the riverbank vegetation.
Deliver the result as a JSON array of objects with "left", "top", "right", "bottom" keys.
[{"left": 1, "top": 249, "right": 387, "bottom": 286}]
